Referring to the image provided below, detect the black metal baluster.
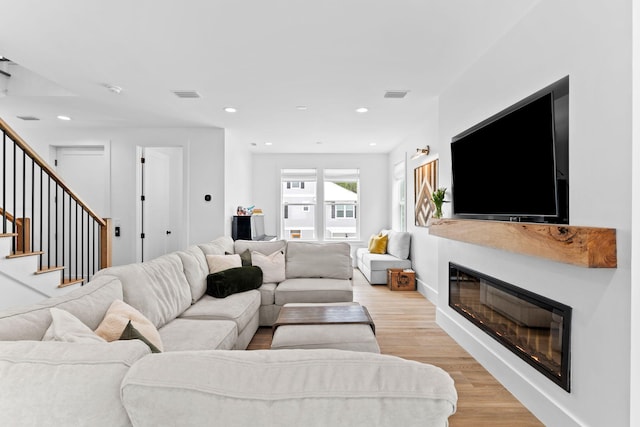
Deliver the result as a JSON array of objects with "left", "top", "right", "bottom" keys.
[
  {"left": 12, "top": 140, "right": 16, "bottom": 253},
  {"left": 22, "top": 149, "right": 26, "bottom": 254},
  {"left": 68, "top": 193, "right": 72, "bottom": 282},
  {"left": 61, "top": 190, "right": 65, "bottom": 280},
  {"left": 46, "top": 175, "right": 50, "bottom": 269},
  {"left": 31, "top": 157, "right": 35, "bottom": 261},
  {"left": 39, "top": 167, "right": 43, "bottom": 269},
  {"left": 80, "top": 205, "right": 83, "bottom": 283},
  {"left": 92, "top": 221, "right": 96, "bottom": 276},
  {"left": 2, "top": 132, "right": 6, "bottom": 234}
]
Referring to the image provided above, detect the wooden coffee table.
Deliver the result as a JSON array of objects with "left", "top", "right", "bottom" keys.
[{"left": 273, "top": 304, "right": 375, "bottom": 334}]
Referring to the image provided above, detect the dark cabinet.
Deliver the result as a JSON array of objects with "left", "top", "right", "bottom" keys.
[
  {"left": 232, "top": 216, "right": 253, "bottom": 241},
  {"left": 232, "top": 215, "right": 275, "bottom": 241}
]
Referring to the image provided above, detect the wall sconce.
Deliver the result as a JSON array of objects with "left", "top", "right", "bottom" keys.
[{"left": 411, "top": 146, "right": 430, "bottom": 160}]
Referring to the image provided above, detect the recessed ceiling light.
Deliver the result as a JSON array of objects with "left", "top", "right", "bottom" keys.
[
  {"left": 224, "top": 107, "right": 237, "bottom": 113},
  {"left": 356, "top": 107, "right": 369, "bottom": 113},
  {"left": 369, "top": 142, "right": 377, "bottom": 146},
  {"left": 296, "top": 106, "right": 308, "bottom": 110},
  {"left": 316, "top": 141, "right": 323, "bottom": 145},
  {"left": 57, "top": 115, "right": 71, "bottom": 121},
  {"left": 265, "top": 142, "right": 273, "bottom": 146}
]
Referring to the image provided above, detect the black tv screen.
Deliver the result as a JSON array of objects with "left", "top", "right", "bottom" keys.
[{"left": 451, "top": 77, "right": 569, "bottom": 224}]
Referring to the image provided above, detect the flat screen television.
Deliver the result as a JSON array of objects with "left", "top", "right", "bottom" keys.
[{"left": 451, "top": 76, "right": 569, "bottom": 224}]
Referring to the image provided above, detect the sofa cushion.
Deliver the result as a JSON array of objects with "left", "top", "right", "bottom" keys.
[
  {"left": 180, "top": 291, "right": 261, "bottom": 333},
  {"left": 0, "top": 340, "right": 150, "bottom": 427},
  {"left": 0, "top": 274, "right": 122, "bottom": 341},
  {"left": 121, "top": 349, "right": 458, "bottom": 427},
  {"left": 43, "top": 308, "right": 106, "bottom": 343},
  {"left": 95, "top": 253, "right": 192, "bottom": 329},
  {"left": 95, "top": 299, "right": 164, "bottom": 352},
  {"left": 258, "top": 283, "right": 277, "bottom": 305},
  {"left": 386, "top": 230, "right": 411, "bottom": 260},
  {"left": 285, "top": 241, "right": 352, "bottom": 280},
  {"left": 275, "top": 278, "right": 353, "bottom": 305},
  {"left": 234, "top": 239, "right": 287, "bottom": 256},
  {"left": 158, "top": 318, "right": 237, "bottom": 351},
  {"left": 206, "top": 266, "right": 263, "bottom": 298},
  {"left": 198, "top": 236, "right": 235, "bottom": 256},
  {"left": 206, "top": 253, "right": 242, "bottom": 274},
  {"left": 176, "top": 245, "right": 210, "bottom": 303},
  {"left": 251, "top": 250, "right": 286, "bottom": 283},
  {"left": 362, "top": 251, "right": 412, "bottom": 271}
]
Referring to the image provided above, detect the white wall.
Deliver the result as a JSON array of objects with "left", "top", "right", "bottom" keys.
[
  {"left": 630, "top": 1, "right": 640, "bottom": 425},
  {"left": 16, "top": 126, "right": 225, "bottom": 266},
  {"left": 224, "top": 130, "right": 254, "bottom": 237},
  {"left": 434, "top": 1, "right": 632, "bottom": 425},
  {"left": 252, "top": 153, "right": 389, "bottom": 243},
  {"left": 388, "top": 98, "right": 440, "bottom": 302}
]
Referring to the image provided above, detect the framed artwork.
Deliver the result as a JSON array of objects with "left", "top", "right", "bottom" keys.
[{"left": 414, "top": 159, "right": 438, "bottom": 227}]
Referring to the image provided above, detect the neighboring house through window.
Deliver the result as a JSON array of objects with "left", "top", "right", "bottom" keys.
[{"left": 281, "top": 168, "right": 359, "bottom": 241}]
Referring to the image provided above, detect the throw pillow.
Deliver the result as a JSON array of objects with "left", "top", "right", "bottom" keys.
[
  {"left": 119, "top": 320, "right": 161, "bottom": 353},
  {"left": 206, "top": 266, "right": 263, "bottom": 298},
  {"left": 206, "top": 253, "right": 242, "bottom": 274},
  {"left": 251, "top": 250, "right": 286, "bottom": 283},
  {"left": 43, "top": 308, "right": 106, "bottom": 343},
  {"left": 95, "top": 299, "right": 164, "bottom": 351},
  {"left": 239, "top": 249, "right": 252, "bottom": 266},
  {"left": 369, "top": 233, "right": 388, "bottom": 254}
]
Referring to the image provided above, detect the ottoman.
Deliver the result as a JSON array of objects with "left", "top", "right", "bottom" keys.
[{"left": 270, "top": 303, "right": 380, "bottom": 353}]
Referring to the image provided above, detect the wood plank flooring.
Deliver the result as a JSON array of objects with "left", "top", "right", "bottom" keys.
[{"left": 247, "top": 268, "right": 543, "bottom": 426}]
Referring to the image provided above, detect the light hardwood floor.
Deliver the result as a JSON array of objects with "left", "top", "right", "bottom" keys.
[{"left": 247, "top": 268, "right": 543, "bottom": 426}]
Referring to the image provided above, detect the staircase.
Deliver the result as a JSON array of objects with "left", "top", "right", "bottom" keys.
[{"left": 0, "top": 118, "right": 112, "bottom": 309}]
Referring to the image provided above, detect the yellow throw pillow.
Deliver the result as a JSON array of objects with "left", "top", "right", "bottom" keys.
[
  {"left": 95, "top": 299, "right": 164, "bottom": 351},
  {"left": 369, "top": 234, "right": 388, "bottom": 254}
]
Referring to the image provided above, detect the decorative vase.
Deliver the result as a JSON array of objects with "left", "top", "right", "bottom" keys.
[{"left": 434, "top": 205, "right": 443, "bottom": 219}]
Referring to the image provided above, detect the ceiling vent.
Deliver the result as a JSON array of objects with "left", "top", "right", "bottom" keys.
[
  {"left": 172, "top": 90, "right": 201, "bottom": 99},
  {"left": 384, "top": 90, "right": 409, "bottom": 99},
  {"left": 17, "top": 115, "right": 40, "bottom": 121}
]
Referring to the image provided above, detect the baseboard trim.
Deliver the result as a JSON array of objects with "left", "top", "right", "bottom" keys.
[
  {"left": 436, "top": 307, "right": 584, "bottom": 427},
  {"left": 416, "top": 278, "right": 437, "bottom": 304}
]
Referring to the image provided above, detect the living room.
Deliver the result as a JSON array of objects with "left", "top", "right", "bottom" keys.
[{"left": 1, "top": 1, "right": 639, "bottom": 426}]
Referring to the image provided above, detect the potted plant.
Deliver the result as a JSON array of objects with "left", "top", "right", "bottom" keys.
[{"left": 431, "top": 187, "right": 448, "bottom": 219}]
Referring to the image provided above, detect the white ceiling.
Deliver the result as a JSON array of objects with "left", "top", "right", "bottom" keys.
[{"left": 0, "top": 0, "right": 538, "bottom": 154}]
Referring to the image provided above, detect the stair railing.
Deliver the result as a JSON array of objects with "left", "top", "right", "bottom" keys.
[{"left": 0, "top": 117, "right": 112, "bottom": 287}]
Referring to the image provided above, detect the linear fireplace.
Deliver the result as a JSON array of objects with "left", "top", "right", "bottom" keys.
[{"left": 449, "top": 263, "right": 571, "bottom": 391}]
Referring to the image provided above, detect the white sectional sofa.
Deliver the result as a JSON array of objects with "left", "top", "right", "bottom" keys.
[
  {"left": 357, "top": 230, "right": 412, "bottom": 284},
  {"left": 0, "top": 236, "right": 457, "bottom": 427}
]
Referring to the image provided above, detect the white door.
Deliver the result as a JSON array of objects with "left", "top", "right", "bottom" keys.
[
  {"left": 140, "top": 147, "right": 183, "bottom": 261},
  {"left": 55, "top": 146, "right": 108, "bottom": 217},
  {"left": 54, "top": 146, "right": 109, "bottom": 278}
]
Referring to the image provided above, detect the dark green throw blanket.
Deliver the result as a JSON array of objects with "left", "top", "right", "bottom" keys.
[{"left": 206, "top": 266, "right": 263, "bottom": 298}]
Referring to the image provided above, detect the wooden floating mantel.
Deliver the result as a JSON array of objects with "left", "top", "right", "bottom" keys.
[{"left": 428, "top": 218, "right": 617, "bottom": 268}]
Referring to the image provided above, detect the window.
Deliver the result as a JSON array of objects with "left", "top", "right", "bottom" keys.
[
  {"left": 281, "top": 169, "right": 317, "bottom": 240},
  {"left": 324, "top": 169, "right": 359, "bottom": 240},
  {"left": 392, "top": 161, "right": 406, "bottom": 231},
  {"left": 281, "top": 168, "right": 360, "bottom": 241}
]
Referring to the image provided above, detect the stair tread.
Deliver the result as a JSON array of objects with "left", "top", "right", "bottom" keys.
[
  {"left": 35, "top": 266, "right": 65, "bottom": 274},
  {"left": 58, "top": 278, "right": 84, "bottom": 288},
  {"left": 0, "top": 233, "right": 18, "bottom": 238},
  {"left": 6, "top": 251, "right": 44, "bottom": 259}
]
